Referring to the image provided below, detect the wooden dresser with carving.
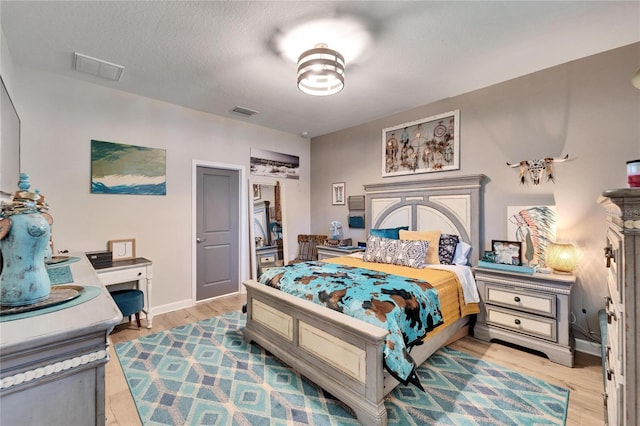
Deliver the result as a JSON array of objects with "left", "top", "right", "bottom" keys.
[{"left": 599, "top": 189, "right": 640, "bottom": 426}]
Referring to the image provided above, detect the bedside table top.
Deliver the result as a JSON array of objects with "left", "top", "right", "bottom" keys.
[
  {"left": 318, "top": 245, "right": 365, "bottom": 253},
  {"left": 474, "top": 266, "right": 576, "bottom": 284}
]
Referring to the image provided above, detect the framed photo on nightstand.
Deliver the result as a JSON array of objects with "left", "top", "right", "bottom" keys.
[
  {"left": 108, "top": 238, "right": 136, "bottom": 261},
  {"left": 492, "top": 240, "right": 521, "bottom": 265}
]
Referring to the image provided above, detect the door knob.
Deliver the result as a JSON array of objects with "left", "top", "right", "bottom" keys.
[{"left": 196, "top": 238, "right": 206, "bottom": 243}]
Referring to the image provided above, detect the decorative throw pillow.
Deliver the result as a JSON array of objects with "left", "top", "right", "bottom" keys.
[
  {"left": 363, "top": 235, "right": 429, "bottom": 268},
  {"left": 297, "top": 241, "right": 312, "bottom": 261},
  {"left": 439, "top": 234, "right": 460, "bottom": 265},
  {"left": 453, "top": 241, "right": 472, "bottom": 265},
  {"left": 369, "top": 226, "right": 409, "bottom": 240},
  {"left": 399, "top": 229, "right": 442, "bottom": 264}
]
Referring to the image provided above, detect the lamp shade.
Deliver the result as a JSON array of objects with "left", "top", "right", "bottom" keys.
[
  {"left": 545, "top": 242, "right": 578, "bottom": 274},
  {"left": 297, "top": 44, "right": 345, "bottom": 96},
  {"left": 633, "top": 68, "right": 640, "bottom": 90}
]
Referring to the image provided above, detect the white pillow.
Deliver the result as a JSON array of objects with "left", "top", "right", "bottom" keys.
[{"left": 453, "top": 241, "right": 472, "bottom": 265}]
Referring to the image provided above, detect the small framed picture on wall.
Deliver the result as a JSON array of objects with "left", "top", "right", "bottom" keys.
[
  {"left": 332, "top": 182, "right": 345, "bottom": 205},
  {"left": 253, "top": 184, "right": 261, "bottom": 200}
]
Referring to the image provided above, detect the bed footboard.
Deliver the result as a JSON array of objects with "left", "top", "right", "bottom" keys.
[{"left": 243, "top": 279, "right": 390, "bottom": 426}]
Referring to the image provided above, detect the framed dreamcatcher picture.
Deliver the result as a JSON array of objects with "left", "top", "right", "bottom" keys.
[{"left": 382, "top": 110, "right": 460, "bottom": 177}]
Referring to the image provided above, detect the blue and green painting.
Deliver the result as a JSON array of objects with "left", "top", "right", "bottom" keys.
[{"left": 91, "top": 140, "right": 166, "bottom": 195}]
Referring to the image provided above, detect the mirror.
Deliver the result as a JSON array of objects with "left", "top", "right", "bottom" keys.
[
  {"left": 249, "top": 181, "right": 286, "bottom": 279},
  {"left": 1, "top": 76, "right": 20, "bottom": 197}
]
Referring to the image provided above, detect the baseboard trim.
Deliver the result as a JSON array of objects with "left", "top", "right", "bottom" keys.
[
  {"left": 152, "top": 299, "right": 193, "bottom": 316},
  {"left": 151, "top": 291, "right": 246, "bottom": 317},
  {"left": 575, "top": 338, "right": 601, "bottom": 357}
]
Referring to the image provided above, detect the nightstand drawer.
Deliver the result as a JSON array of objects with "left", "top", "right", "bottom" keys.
[
  {"left": 485, "top": 285, "right": 555, "bottom": 317},
  {"left": 259, "top": 255, "right": 276, "bottom": 264},
  {"left": 486, "top": 306, "right": 557, "bottom": 341}
]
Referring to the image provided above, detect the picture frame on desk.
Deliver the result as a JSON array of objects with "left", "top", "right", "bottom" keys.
[{"left": 109, "top": 238, "right": 136, "bottom": 261}]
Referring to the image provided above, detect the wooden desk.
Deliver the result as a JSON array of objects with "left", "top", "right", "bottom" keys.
[
  {"left": 94, "top": 258, "right": 153, "bottom": 328},
  {"left": 0, "top": 255, "right": 122, "bottom": 426}
]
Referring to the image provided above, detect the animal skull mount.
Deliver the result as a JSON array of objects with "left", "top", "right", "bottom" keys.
[{"left": 507, "top": 154, "right": 569, "bottom": 185}]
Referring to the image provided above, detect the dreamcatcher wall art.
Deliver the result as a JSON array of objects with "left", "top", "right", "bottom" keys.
[
  {"left": 507, "top": 205, "right": 556, "bottom": 267},
  {"left": 381, "top": 110, "right": 460, "bottom": 177}
]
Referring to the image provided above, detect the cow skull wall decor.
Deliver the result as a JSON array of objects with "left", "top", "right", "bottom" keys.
[{"left": 507, "top": 154, "right": 569, "bottom": 185}]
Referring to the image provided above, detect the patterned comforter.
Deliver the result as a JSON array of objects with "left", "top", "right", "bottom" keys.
[{"left": 258, "top": 261, "right": 444, "bottom": 389}]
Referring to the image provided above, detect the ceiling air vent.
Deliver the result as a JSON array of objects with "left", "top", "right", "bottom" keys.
[
  {"left": 73, "top": 52, "right": 124, "bottom": 81},
  {"left": 231, "top": 106, "right": 258, "bottom": 117}
]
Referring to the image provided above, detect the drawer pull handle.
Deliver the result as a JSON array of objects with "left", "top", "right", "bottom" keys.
[
  {"left": 513, "top": 296, "right": 521, "bottom": 303},
  {"left": 514, "top": 319, "right": 521, "bottom": 325},
  {"left": 604, "top": 246, "right": 615, "bottom": 268}
]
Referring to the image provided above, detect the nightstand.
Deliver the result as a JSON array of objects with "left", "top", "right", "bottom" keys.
[
  {"left": 473, "top": 267, "right": 575, "bottom": 367},
  {"left": 317, "top": 245, "right": 365, "bottom": 260},
  {"left": 256, "top": 245, "right": 278, "bottom": 276}
]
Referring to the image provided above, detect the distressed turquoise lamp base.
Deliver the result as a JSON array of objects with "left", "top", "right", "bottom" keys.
[{"left": 0, "top": 213, "right": 52, "bottom": 307}]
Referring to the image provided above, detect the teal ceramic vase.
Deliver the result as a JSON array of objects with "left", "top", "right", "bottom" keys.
[{"left": 0, "top": 174, "right": 52, "bottom": 306}]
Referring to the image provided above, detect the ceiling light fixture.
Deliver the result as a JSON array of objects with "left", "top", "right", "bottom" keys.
[{"left": 297, "top": 43, "right": 345, "bottom": 96}]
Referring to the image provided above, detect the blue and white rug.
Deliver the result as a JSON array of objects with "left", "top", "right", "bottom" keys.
[{"left": 114, "top": 311, "right": 569, "bottom": 425}]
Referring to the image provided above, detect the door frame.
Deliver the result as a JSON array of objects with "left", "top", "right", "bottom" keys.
[{"left": 192, "top": 160, "right": 248, "bottom": 304}]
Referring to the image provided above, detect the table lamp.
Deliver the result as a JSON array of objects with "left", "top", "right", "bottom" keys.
[{"left": 545, "top": 242, "right": 578, "bottom": 274}]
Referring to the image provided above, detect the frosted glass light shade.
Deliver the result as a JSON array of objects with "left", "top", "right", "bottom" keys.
[{"left": 546, "top": 243, "right": 578, "bottom": 274}]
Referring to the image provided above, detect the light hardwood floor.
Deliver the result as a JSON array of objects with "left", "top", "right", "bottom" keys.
[{"left": 106, "top": 293, "right": 604, "bottom": 425}]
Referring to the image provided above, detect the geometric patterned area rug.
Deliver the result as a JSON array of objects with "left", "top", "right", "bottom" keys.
[{"left": 114, "top": 311, "right": 569, "bottom": 426}]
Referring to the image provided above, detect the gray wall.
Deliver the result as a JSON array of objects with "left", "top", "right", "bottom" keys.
[{"left": 310, "top": 42, "right": 640, "bottom": 339}]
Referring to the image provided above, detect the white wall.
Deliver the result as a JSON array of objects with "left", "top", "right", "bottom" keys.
[
  {"left": 311, "top": 43, "right": 640, "bottom": 339},
  {"left": 10, "top": 66, "right": 310, "bottom": 312}
]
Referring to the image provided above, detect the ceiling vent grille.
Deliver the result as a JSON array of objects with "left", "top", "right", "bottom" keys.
[
  {"left": 73, "top": 52, "right": 124, "bottom": 81},
  {"left": 231, "top": 106, "right": 258, "bottom": 117}
]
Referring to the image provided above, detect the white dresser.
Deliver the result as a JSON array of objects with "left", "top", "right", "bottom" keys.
[{"left": 600, "top": 189, "right": 640, "bottom": 426}]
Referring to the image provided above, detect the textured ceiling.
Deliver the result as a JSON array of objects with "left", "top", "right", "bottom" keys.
[{"left": 2, "top": 1, "right": 639, "bottom": 138}]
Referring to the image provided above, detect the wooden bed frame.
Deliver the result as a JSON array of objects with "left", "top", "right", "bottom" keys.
[{"left": 243, "top": 175, "right": 486, "bottom": 425}]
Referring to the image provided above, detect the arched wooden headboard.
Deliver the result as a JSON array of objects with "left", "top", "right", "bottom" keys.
[{"left": 364, "top": 174, "right": 486, "bottom": 265}]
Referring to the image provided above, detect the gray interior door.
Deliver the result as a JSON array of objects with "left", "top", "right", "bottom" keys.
[{"left": 196, "top": 166, "right": 239, "bottom": 300}]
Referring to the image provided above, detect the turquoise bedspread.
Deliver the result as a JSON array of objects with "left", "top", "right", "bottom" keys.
[{"left": 258, "top": 261, "right": 443, "bottom": 389}]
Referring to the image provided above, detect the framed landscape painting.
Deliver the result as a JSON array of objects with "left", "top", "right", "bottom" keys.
[
  {"left": 91, "top": 140, "right": 166, "bottom": 195},
  {"left": 382, "top": 110, "right": 460, "bottom": 177},
  {"left": 250, "top": 148, "right": 300, "bottom": 180}
]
